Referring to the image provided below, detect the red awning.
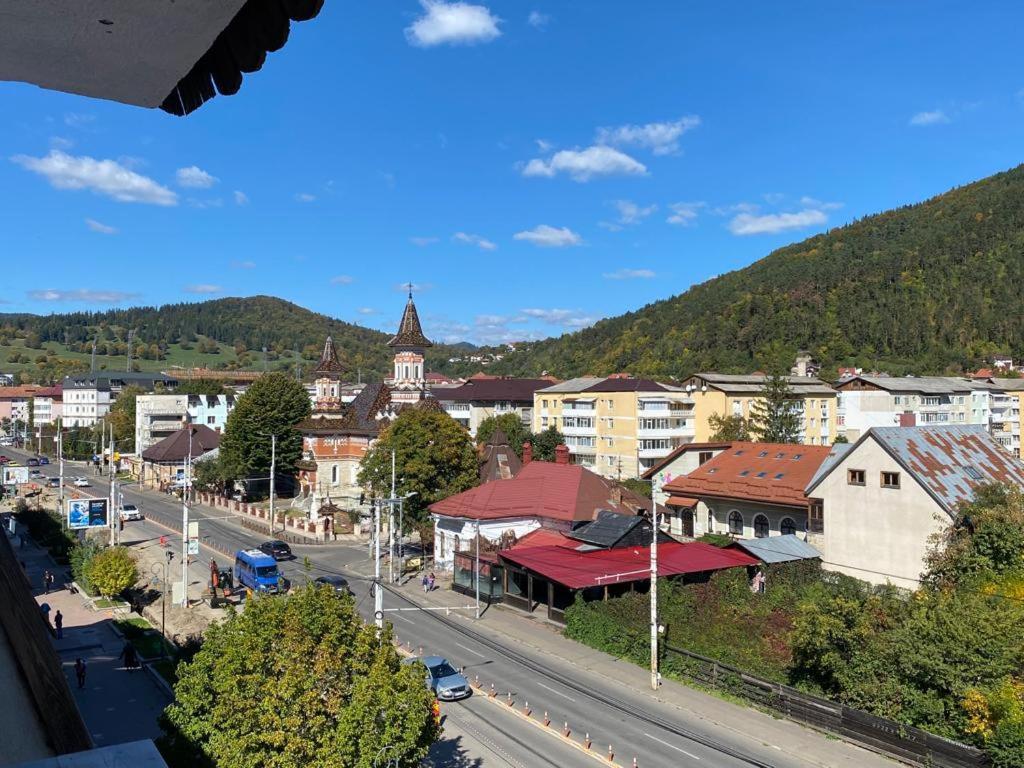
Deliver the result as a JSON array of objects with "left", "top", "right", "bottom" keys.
[
  {"left": 666, "top": 495, "right": 698, "bottom": 507},
  {"left": 499, "top": 541, "right": 758, "bottom": 589}
]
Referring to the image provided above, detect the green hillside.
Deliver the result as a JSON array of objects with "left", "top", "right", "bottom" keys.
[
  {"left": 0, "top": 296, "right": 463, "bottom": 384},
  {"left": 479, "top": 164, "right": 1024, "bottom": 379}
]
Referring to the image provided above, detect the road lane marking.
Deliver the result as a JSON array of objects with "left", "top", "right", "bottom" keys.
[
  {"left": 644, "top": 732, "right": 700, "bottom": 760},
  {"left": 455, "top": 642, "right": 487, "bottom": 658},
  {"left": 536, "top": 682, "right": 577, "bottom": 702}
]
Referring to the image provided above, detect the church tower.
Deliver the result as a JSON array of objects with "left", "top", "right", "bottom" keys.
[
  {"left": 388, "top": 287, "right": 432, "bottom": 403},
  {"left": 313, "top": 335, "right": 345, "bottom": 413}
]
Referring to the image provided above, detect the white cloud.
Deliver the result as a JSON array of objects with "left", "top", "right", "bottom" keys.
[
  {"left": 596, "top": 116, "right": 700, "bottom": 155},
  {"left": 535, "top": 138, "right": 553, "bottom": 152},
  {"left": 603, "top": 268, "right": 655, "bottom": 280},
  {"left": 514, "top": 224, "right": 582, "bottom": 247},
  {"left": 406, "top": 1, "right": 501, "bottom": 47},
  {"left": 357, "top": 307, "right": 377, "bottom": 315},
  {"left": 395, "top": 282, "right": 432, "bottom": 293},
  {"left": 28, "top": 288, "right": 137, "bottom": 303},
  {"left": 909, "top": 109, "right": 950, "bottom": 126},
  {"left": 186, "top": 197, "right": 223, "bottom": 209},
  {"left": 11, "top": 150, "right": 177, "bottom": 206},
  {"left": 49, "top": 136, "right": 74, "bottom": 150},
  {"left": 233, "top": 190, "right": 249, "bottom": 205},
  {"left": 410, "top": 236, "right": 439, "bottom": 246},
  {"left": 185, "top": 284, "right": 222, "bottom": 294},
  {"left": 453, "top": 232, "right": 497, "bottom": 250},
  {"left": 667, "top": 201, "right": 705, "bottom": 226},
  {"left": 176, "top": 165, "right": 218, "bottom": 188},
  {"left": 527, "top": 10, "right": 549, "bottom": 27},
  {"left": 63, "top": 113, "right": 95, "bottom": 128},
  {"left": 613, "top": 199, "right": 656, "bottom": 225},
  {"left": 295, "top": 192, "right": 316, "bottom": 202},
  {"left": 85, "top": 218, "right": 117, "bottom": 235},
  {"left": 521, "top": 307, "right": 597, "bottom": 329},
  {"left": 231, "top": 260, "right": 256, "bottom": 269},
  {"left": 523, "top": 145, "right": 646, "bottom": 182},
  {"left": 330, "top": 275, "right": 355, "bottom": 285},
  {"left": 728, "top": 208, "right": 828, "bottom": 236},
  {"left": 798, "top": 196, "right": 843, "bottom": 211}
]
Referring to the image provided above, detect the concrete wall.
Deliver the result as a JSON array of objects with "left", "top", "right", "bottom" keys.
[
  {"left": 701, "top": 498, "right": 806, "bottom": 540},
  {"left": 809, "top": 436, "right": 950, "bottom": 589}
]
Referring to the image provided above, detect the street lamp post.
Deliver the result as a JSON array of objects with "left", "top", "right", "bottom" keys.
[
  {"left": 269, "top": 433, "right": 276, "bottom": 534},
  {"left": 181, "top": 423, "right": 193, "bottom": 608}
]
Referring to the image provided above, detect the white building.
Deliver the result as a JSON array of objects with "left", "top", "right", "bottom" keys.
[
  {"left": 63, "top": 372, "right": 180, "bottom": 429},
  {"left": 438, "top": 378, "right": 552, "bottom": 437},
  {"left": 135, "top": 393, "right": 235, "bottom": 453},
  {"left": 31, "top": 385, "right": 63, "bottom": 426}
]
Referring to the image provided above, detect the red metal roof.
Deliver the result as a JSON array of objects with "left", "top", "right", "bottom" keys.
[
  {"left": 500, "top": 540, "right": 758, "bottom": 589},
  {"left": 430, "top": 460, "right": 654, "bottom": 522},
  {"left": 663, "top": 441, "right": 832, "bottom": 509}
]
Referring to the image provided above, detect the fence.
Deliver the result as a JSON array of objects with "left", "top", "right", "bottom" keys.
[{"left": 662, "top": 643, "right": 986, "bottom": 768}]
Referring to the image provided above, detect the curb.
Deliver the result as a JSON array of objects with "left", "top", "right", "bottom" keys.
[{"left": 392, "top": 638, "right": 628, "bottom": 768}]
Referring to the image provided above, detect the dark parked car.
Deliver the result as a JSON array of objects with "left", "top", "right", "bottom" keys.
[
  {"left": 26, "top": 458, "right": 39, "bottom": 467},
  {"left": 314, "top": 574, "right": 351, "bottom": 595},
  {"left": 38, "top": 456, "right": 49, "bottom": 465},
  {"left": 258, "top": 540, "right": 293, "bottom": 561}
]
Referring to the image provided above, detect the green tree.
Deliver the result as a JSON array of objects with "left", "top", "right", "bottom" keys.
[
  {"left": 708, "top": 413, "right": 751, "bottom": 441},
  {"left": 88, "top": 546, "right": 138, "bottom": 598},
  {"left": 219, "top": 372, "right": 311, "bottom": 483},
  {"left": 160, "top": 585, "right": 439, "bottom": 768},
  {"left": 749, "top": 374, "right": 802, "bottom": 443},
  {"left": 527, "top": 425, "right": 565, "bottom": 462},
  {"left": 174, "top": 379, "right": 226, "bottom": 396},
  {"left": 358, "top": 408, "right": 477, "bottom": 522},
  {"left": 106, "top": 385, "right": 145, "bottom": 451},
  {"left": 475, "top": 413, "right": 532, "bottom": 458}
]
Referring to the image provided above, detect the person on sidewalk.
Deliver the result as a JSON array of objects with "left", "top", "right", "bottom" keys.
[
  {"left": 74, "top": 658, "right": 86, "bottom": 689},
  {"left": 428, "top": 572, "right": 436, "bottom": 592},
  {"left": 421, "top": 573, "right": 429, "bottom": 593},
  {"left": 119, "top": 641, "right": 138, "bottom": 673},
  {"left": 42, "top": 569, "right": 51, "bottom": 594},
  {"left": 40, "top": 602, "right": 51, "bottom": 630},
  {"left": 54, "top": 609, "right": 63, "bottom": 639}
]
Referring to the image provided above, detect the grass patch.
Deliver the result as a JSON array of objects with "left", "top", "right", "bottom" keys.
[
  {"left": 114, "top": 617, "right": 174, "bottom": 659},
  {"left": 151, "top": 658, "right": 179, "bottom": 685},
  {"left": 95, "top": 597, "right": 129, "bottom": 609}
]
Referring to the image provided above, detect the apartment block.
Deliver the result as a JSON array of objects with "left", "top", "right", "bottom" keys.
[
  {"left": 437, "top": 377, "right": 552, "bottom": 437},
  {"left": 135, "top": 393, "right": 235, "bottom": 453},
  {"left": 533, "top": 376, "right": 695, "bottom": 478},
  {"left": 682, "top": 373, "right": 838, "bottom": 445}
]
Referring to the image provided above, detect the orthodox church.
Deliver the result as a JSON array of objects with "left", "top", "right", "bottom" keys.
[{"left": 295, "top": 290, "right": 438, "bottom": 519}]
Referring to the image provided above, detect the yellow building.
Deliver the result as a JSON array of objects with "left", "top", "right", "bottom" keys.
[
  {"left": 682, "top": 373, "right": 838, "bottom": 445},
  {"left": 533, "top": 376, "right": 695, "bottom": 479}
]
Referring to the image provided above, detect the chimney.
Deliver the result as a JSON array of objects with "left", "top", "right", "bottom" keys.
[
  {"left": 555, "top": 444, "right": 570, "bottom": 465},
  {"left": 522, "top": 442, "right": 532, "bottom": 464},
  {"left": 610, "top": 485, "right": 623, "bottom": 506}
]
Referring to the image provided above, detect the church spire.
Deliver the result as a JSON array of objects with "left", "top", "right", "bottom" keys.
[
  {"left": 314, "top": 335, "right": 345, "bottom": 377},
  {"left": 387, "top": 287, "right": 432, "bottom": 348}
]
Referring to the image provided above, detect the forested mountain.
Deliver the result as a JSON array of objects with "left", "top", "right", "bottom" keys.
[
  {"left": 0, "top": 296, "right": 463, "bottom": 379},
  {"left": 480, "top": 164, "right": 1024, "bottom": 379}
]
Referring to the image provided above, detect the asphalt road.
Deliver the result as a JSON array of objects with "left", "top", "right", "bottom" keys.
[{"left": 6, "top": 447, "right": 892, "bottom": 768}]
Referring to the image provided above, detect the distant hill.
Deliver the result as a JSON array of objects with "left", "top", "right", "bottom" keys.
[
  {"left": 0, "top": 296, "right": 465, "bottom": 382},
  {"left": 479, "top": 164, "right": 1024, "bottom": 379}
]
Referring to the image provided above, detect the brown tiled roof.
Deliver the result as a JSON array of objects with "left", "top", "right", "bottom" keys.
[
  {"left": 583, "top": 378, "right": 678, "bottom": 393},
  {"left": 298, "top": 381, "right": 393, "bottom": 437},
  {"left": 439, "top": 378, "right": 554, "bottom": 403},
  {"left": 664, "top": 442, "right": 833, "bottom": 509},
  {"left": 142, "top": 424, "right": 220, "bottom": 463},
  {"left": 388, "top": 295, "right": 432, "bottom": 348},
  {"left": 314, "top": 336, "right": 345, "bottom": 378},
  {"left": 0, "top": 385, "right": 42, "bottom": 399}
]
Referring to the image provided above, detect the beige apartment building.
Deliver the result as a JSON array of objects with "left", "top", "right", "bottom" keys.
[
  {"left": 533, "top": 376, "right": 695, "bottom": 479},
  {"left": 681, "top": 373, "right": 838, "bottom": 445}
]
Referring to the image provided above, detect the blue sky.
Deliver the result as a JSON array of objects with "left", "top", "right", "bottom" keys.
[{"left": 2, "top": 1, "right": 1023, "bottom": 346}]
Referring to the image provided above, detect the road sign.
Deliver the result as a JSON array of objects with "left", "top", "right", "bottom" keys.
[
  {"left": 188, "top": 521, "right": 199, "bottom": 539},
  {"left": 187, "top": 539, "right": 199, "bottom": 555},
  {"left": 66, "top": 498, "right": 109, "bottom": 529},
  {"left": 2, "top": 466, "right": 29, "bottom": 486}
]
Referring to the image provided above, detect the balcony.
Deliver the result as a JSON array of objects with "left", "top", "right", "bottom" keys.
[
  {"left": 637, "top": 424, "right": 693, "bottom": 440},
  {"left": 562, "top": 402, "right": 595, "bottom": 416},
  {"left": 638, "top": 446, "right": 674, "bottom": 459},
  {"left": 562, "top": 424, "right": 597, "bottom": 437}
]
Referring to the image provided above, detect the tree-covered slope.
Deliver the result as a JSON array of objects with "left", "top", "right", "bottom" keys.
[
  {"left": 0, "top": 296, "right": 462, "bottom": 379},
  {"left": 486, "top": 165, "right": 1024, "bottom": 379}
]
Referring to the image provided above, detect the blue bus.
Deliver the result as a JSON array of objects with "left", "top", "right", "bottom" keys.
[{"left": 234, "top": 549, "right": 282, "bottom": 594}]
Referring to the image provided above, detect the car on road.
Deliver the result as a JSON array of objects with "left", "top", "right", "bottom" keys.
[
  {"left": 29, "top": 470, "right": 44, "bottom": 479},
  {"left": 119, "top": 503, "right": 143, "bottom": 521},
  {"left": 46, "top": 477, "right": 60, "bottom": 488},
  {"left": 258, "top": 540, "right": 293, "bottom": 561},
  {"left": 26, "top": 458, "right": 39, "bottom": 467},
  {"left": 314, "top": 574, "right": 352, "bottom": 595},
  {"left": 0, "top": 455, "right": 8, "bottom": 464},
  {"left": 402, "top": 656, "right": 471, "bottom": 701},
  {"left": 38, "top": 456, "right": 49, "bottom": 465},
  {"left": 72, "top": 477, "right": 91, "bottom": 487}
]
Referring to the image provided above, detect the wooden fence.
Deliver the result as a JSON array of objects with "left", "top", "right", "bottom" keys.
[{"left": 662, "top": 643, "right": 986, "bottom": 768}]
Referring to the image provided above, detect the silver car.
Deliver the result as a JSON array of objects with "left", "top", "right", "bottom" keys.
[{"left": 403, "top": 655, "right": 471, "bottom": 701}]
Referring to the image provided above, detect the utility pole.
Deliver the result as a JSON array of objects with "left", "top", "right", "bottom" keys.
[
  {"left": 474, "top": 519, "right": 481, "bottom": 619},
  {"left": 108, "top": 425, "right": 116, "bottom": 546},
  {"left": 269, "top": 434, "right": 276, "bottom": 534},
  {"left": 373, "top": 498, "right": 383, "bottom": 629},
  {"left": 57, "top": 419, "right": 64, "bottom": 529},
  {"left": 388, "top": 450, "right": 396, "bottom": 584},
  {"left": 181, "top": 423, "right": 192, "bottom": 607},
  {"left": 649, "top": 470, "right": 659, "bottom": 691}
]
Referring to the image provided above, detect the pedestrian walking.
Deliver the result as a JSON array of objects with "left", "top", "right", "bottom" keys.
[
  {"left": 40, "top": 602, "right": 51, "bottom": 627},
  {"left": 421, "top": 573, "right": 429, "bottom": 593},
  {"left": 427, "top": 572, "right": 436, "bottom": 592},
  {"left": 119, "top": 641, "right": 137, "bottom": 672},
  {"left": 74, "top": 658, "right": 87, "bottom": 689},
  {"left": 54, "top": 610, "right": 63, "bottom": 639},
  {"left": 42, "top": 569, "right": 51, "bottom": 594}
]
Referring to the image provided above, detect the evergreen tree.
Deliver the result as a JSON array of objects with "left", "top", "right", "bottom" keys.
[
  {"left": 749, "top": 374, "right": 802, "bottom": 443},
  {"left": 528, "top": 425, "right": 566, "bottom": 462}
]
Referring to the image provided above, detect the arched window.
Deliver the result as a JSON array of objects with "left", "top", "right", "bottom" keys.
[
  {"left": 331, "top": 465, "right": 338, "bottom": 484},
  {"left": 753, "top": 514, "right": 770, "bottom": 538},
  {"left": 404, "top": 364, "right": 410, "bottom": 380},
  {"left": 780, "top": 517, "right": 797, "bottom": 536},
  {"left": 728, "top": 510, "right": 743, "bottom": 535},
  {"left": 707, "top": 509, "right": 714, "bottom": 533}
]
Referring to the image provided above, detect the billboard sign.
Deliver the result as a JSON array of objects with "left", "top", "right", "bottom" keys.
[
  {"left": 67, "top": 498, "right": 109, "bottom": 530},
  {"left": 2, "top": 466, "right": 29, "bottom": 486}
]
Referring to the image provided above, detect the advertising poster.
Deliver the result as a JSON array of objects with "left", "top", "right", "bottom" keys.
[
  {"left": 67, "top": 498, "right": 109, "bottom": 530},
  {"left": 2, "top": 466, "right": 29, "bottom": 486}
]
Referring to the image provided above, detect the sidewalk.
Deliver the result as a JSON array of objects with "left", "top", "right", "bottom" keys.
[
  {"left": 18, "top": 529, "right": 171, "bottom": 748},
  {"left": 370, "top": 565, "right": 896, "bottom": 768}
]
